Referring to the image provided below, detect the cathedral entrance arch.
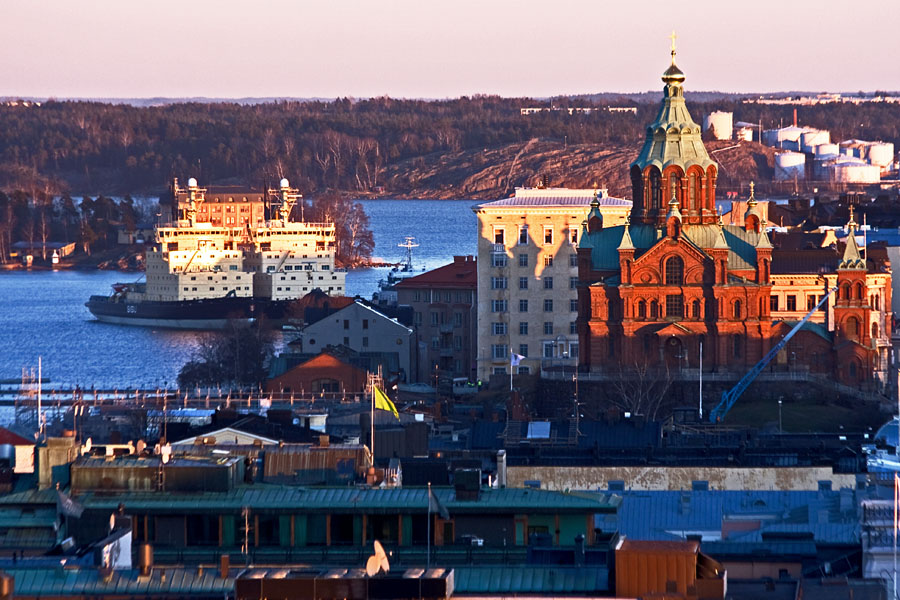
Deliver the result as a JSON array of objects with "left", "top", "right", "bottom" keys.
[{"left": 664, "top": 336, "right": 684, "bottom": 369}]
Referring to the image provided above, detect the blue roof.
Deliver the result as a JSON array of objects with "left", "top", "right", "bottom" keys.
[
  {"left": 453, "top": 566, "right": 609, "bottom": 594},
  {"left": 614, "top": 489, "right": 859, "bottom": 544}
]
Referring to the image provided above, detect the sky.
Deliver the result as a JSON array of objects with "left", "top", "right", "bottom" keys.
[{"left": 3, "top": 0, "right": 899, "bottom": 99}]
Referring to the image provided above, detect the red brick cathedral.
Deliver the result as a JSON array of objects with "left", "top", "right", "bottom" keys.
[{"left": 575, "top": 49, "right": 892, "bottom": 386}]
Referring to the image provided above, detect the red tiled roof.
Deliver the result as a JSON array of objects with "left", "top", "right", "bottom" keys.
[
  {"left": 0, "top": 427, "right": 33, "bottom": 445},
  {"left": 290, "top": 290, "right": 355, "bottom": 311},
  {"left": 394, "top": 256, "right": 477, "bottom": 290}
]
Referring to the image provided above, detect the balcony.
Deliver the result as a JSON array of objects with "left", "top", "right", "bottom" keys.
[
  {"left": 439, "top": 323, "right": 454, "bottom": 334},
  {"left": 491, "top": 243, "right": 506, "bottom": 254}
]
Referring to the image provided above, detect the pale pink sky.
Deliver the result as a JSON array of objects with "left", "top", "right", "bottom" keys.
[{"left": 3, "top": 0, "right": 899, "bottom": 98}]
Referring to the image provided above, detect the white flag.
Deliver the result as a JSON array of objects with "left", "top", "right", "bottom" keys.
[{"left": 510, "top": 352, "right": 525, "bottom": 367}]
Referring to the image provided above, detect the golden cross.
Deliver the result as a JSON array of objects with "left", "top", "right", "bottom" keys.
[
  {"left": 670, "top": 30, "right": 677, "bottom": 53},
  {"left": 849, "top": 205, "right": 855, "bottom": 223},
  {"left": 749, "top": 181, "right": 755, "bottom": 198}
]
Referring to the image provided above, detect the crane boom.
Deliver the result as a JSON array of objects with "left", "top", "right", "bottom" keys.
[{"left": 710, "top": 286, "right": 838, "bottom": 423}]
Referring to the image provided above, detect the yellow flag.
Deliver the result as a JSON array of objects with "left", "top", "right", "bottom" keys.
[{"left": 374, "top": 386, "right": 399, "bottom": 419}]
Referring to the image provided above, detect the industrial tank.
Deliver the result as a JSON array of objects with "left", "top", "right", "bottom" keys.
[
  {"left": 703, "top": 111, "right": 733, "bottom": 141},
  {"left": 867, "top": 142, "right": 895, "bottom": 167},
  {"left": 814, "top": 143, "right": 840, "bottom": 158},
  {"left": 774, "top": 152, "right": 806, "bottom": 180},
  {"left": 831, "top": 159, "right": 881, "bottom": 183},
  {"left": 801, "top": 129, "right": 830, "bottom": 153}
]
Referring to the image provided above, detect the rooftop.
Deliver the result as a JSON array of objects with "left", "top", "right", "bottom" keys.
[
  {"left": 394, "top": 256, "right": 476, "bottom": 290},
  {"left": 476, "top": 187, "right": 631, "bottom": 208}
]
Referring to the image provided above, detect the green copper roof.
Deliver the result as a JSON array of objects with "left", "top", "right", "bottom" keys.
[{"left": 631, "top": 57, "right": 716, "bottom": 173}]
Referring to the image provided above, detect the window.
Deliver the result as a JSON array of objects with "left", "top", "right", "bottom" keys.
[
  {"left": 491, "top": 344, "right": 508, "bottom": 359},
  {"left": 414, "top": 312, "right": 422, "bottom": 325},
  {"left": 454, "top": 312, "right": 463, "bottom": 327},
  {"left": 519, "top": 344, "right": 528, "bottom": 357},
  {"left": 569, "top": 341, "right": 579, "bottom": 358},
  {"left": 454, "top": 336, "right": 462, "bottom": 350},
  {"left": 692, "top": 299, "right": 701, "bottom": 319},
  {"left": 733, "top": 334, "right": 742, "bottom": 358},
  {"left": 492, "top": 322, "right": 507, "bottom": 335},
  {"left": 518, "top": 253, "right": 528, "bottom": 267},
  {"left": 786, "top": 295, "right": 796, "bottom": 311},
  {"left": 570, "top": 228, "right": 578, "bottom": 244},
  {"left": 543, "top": 322, "right": 553, "bottom": 335},
  {"left": 543, "top": 255, "right": 553, "bottom": 267},
  {"left": 818, "top": 295, "right": 826, "bottom": 311},
  {"left": 544, "top": 299, "right": 553, "bottom": 312},
  {"left": 343, "top": 336, "right": 350, "bottom": 346},
  {"left": 491, "top": 253, "right": 507, "bottom": 267},
  {"left": 519, "top": 321, "right": 528, "bottom": 335},
  {"left": 770, "top": 295, "right": 779, "bottom": 311},
  {"left": 362, "top": 319, "right": 369, "bottom": 330},
  {"left": 519, "top": 277, "right": 529, "bottom": 290},
  {"left": 343, "top": 319, "right": 350, "bottom": 330},
  {"left": 491, "top": 276, "right": 508, "bottom": 290},
  {"left": 664, "top": 256, "right": 684, "bottom": 285},
  {"left": 637, "top": 300, "right": 646, "bottom": 319},
  {"left": 543, "top": 341, "right": 555, "bottom": 358},
  {"left": 807, "top": 295, "right": 816, "bottom": 311},
  {"left": 518, "top": 226, "right": 528, "bottom": 245},
  {"left": 650, "top": 300, "right": 659, "bottom": 319},
  {"left": 570, "top": 277, "right": 578, "bottom": 290},
  {"left": 570, "top": 299, "right": 578, "bottom": 312},
  {"left": 362, "top": 336, "right": 369, "bottom": 347},
  {"left": 666, "top": 294, "right": 684, "bottom": 318},
  {"left": 570, "top": 321, "right": 577, "bottom": 334},
  {"left": 431, "top": 312, "right": 439, "bottom": 326},
  {"left": 491, "top": 300, "right": 507, "bottom": 313},
  {"left": 543, "top": 226, "right": 553, "bottom": 245},
  {"left": 543, "top": 277, "right": 553, "bottom": 289},
  {"left": 733, "top": 300, "right": 742, "bottom": 320},
  {"left": 493, "top": 367, "right": 508, "bottom": 375},
  {"left": 570, "top": 254, "right": 578, "bottom": 267},
  {"left": 493, "top": 226, "right": 505, "bottom": 245}
]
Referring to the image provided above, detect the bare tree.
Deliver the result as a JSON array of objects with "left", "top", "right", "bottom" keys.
[{"left": 608, "top": 359, "right": 674, "bottom": 421}]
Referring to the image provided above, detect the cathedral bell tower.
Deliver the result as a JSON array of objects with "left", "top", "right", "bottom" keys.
[{"left": 630, "top": 34, "right": 719, "bottom": 228}]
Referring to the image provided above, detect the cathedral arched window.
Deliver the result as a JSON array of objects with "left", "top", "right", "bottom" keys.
[
  {"left": 650, "top": 300, "right": 659, "bottom": 319},
  {"left": 669, "top": 174, "right": 681, "bottom": 204},
  {"left": 665, "top": 256, "right": 684, "bottom": 286},
  {"left": 876, "top": 294, "right": 881, "bottom": 310},
  {"left": 844, "top": 316, "right": 860, "bottom": 340},
  {"left": 873, "top": 322, "right": 879, "bottom": 339},
  {"left": 733, "top": 299, "right": 742, "bottom": 320},
  {"left": 841, "top": 284, "right": 851, "bottom": 301},
  {"left": 688, "top": 173, "right": 697, "bottom": 211},
  {"left": 854, "top": 282, "right": 864, "bottom": 300},
  {"left": 637, "top": 300, "right": 646, "bottom": 320},
  {"left": 692, "top": 299, "right": 701, "bottom": 319},
  {"left": 649, "top": 169, "right": 661, "bottom": 211}
]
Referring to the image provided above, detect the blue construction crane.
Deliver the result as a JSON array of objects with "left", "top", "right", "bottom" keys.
[{"left": 709, "top": 286, "right": 838, "bottom": 423}]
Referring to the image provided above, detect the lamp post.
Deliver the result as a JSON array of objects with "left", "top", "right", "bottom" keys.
[{"left": 778, "top": 398, "right": 783, "bottom": 433}]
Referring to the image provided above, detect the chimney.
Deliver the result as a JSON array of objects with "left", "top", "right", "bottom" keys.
[
  {"left": 0, "top": 573, "right": 13, "bottom": 600},
  {"left": 138, "top": 544, "right": 153, "bottom": 577},
  {"left": 496, "top": 450, "right": 507, "bottom": 488},
  {"left": 219, "top": 554, "right": 230, "bottom": 579},
  {"left": 318, "top": 435, "right": 330, "bottom": 448},
  {"left": 793, "top": 108, "right": 798, "bottom": 127}
]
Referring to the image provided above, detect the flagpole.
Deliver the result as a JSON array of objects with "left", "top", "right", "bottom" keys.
[
  {"left": 370, "top": 372, "right": 375, "bottom": 461},
  {"left": 699, "top": 341, "right": 703, "bottom": 420},
  {"left": 509, "top": 354, "right": 513, "bottom": 391},
  {"left": 894, "top": 472, "right": 897, "bottom": 600},
  {"left": 427, "top": 481, "right": 432, "bottom": 570}
]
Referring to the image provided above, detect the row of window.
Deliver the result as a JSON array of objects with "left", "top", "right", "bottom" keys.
[
  {"left": 430, "top": 336, "right": 464, "bottom": 350},
  {"left": 492, "top": 321, "right": 578, "bottom": 336},
  {"left": 415, "top": 312, "right": 466, "bottom": 327},
  {"left": 492, "top": 225, "right": 578, "bottom": 247},
  {"left": 411, "top": 290, "right": 474, "bottom": 304},
  {"left": 490, "top": 341, "right": 580, "bottom": 360},
  {"left": 491, "top": 276, "right": 579, "bottom": 290},
  {"left": 491, "top": 299, "right": 579, "bottom": 313},
  {"left": 492, "top": 253, "right": 579, "bottom": 268}
]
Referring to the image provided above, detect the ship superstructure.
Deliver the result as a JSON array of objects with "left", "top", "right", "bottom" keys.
[{"left": 86, "top": 177, "right": 345, "bottom": 329}]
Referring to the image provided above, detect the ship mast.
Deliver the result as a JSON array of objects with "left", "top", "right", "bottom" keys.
[{"left": 397, "top": 236, "right": 419, "bottom": 271}]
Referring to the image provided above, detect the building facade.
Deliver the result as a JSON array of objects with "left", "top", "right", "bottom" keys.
[
  {"left": 474, "top": 187, "right": 631, "bottom": 380},
  {"left": 394, "top": 256, "right": 477, "bottom": 382},
  {"left": 576, "top": 50, "right": 891, "bottom": 388}
]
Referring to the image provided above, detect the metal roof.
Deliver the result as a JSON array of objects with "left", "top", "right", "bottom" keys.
[
  {"left": 7, "top": 567, "right": 233, "bottom": 597},
  {"left": 78, "top": 485, "right": 620, "bottom": 514},
  {"left": 452, "top": 566, "right": 609, "bottom": 594}
]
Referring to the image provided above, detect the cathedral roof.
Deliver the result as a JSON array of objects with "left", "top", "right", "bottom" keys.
[
  {"left": 582, "top": 223, "right": 765, "bottom": 272},
  {"left": 631, "top": 50, "right": 716, "bottom": 174}
]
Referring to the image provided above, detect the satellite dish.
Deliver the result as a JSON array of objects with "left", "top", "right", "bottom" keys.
[
  {"left": 136, "top": 440, "right": 146, "bottom": 454},
  {"left": 280, "top": 178, "right": 290, "bottom": 188},
  {"left": 84, "top": 438, "right": 92, "bottom": 454},
  {"left": 365, "top": 540, "right": 390, "bottom": 576},
  {"left": 187, "top": 177, "right": 198, "bottom": 187},
  {"left": 109, "top": 513, "right": 117, "bottom": 531}
]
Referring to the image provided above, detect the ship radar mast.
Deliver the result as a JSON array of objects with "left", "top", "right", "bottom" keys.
[
  {"left": 398, "top": 236, "right": 419, "bottom": 272},
  {"left": 276, "top": 178, "right": 303, "bottom": 224}
]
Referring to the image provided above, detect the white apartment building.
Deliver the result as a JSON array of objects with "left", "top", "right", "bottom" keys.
[{"left": 473, "top": 187, "right": 631, "bottom": 380}]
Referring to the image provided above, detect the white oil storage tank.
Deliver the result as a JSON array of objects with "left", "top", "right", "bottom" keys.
[
  {"left": 775, "top": 151, "right": 806, "bottom": 180},
  {"left": 762, "top": 126, "right": 807, "bottom": 148},
  {"left": 703, "top": 111, "right": 733, "bottom": 141},
  {"left": 815, "top": 143, "right": 840, "bottom": 159},
  {"left": 831, "top": 159, "right": 881, "bottom": 183},
  {"left": 867, "top": 142, "right": 895, "bottom": 168},
  {"left": 801, "top": 129, "right": 830, "bottom": 153}
]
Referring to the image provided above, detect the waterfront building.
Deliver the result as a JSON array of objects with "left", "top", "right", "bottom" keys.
[
  {"left": 473, "top": 187, "right": 630, "bottom": 380},
  {"left": 576, "top": 48, "right": 892, "bottom": 387},
  {"left": 394, "top": 256, "right": 477, "bottom": 382}
]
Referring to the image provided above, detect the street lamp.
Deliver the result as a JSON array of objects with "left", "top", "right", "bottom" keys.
[{"left": 778, "top": 398, "right": 783, "bottom": 433}]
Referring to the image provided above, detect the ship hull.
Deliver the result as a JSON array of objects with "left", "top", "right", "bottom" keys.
[{"left": 85, "top": 295, "right": 293, "bottom": 330}]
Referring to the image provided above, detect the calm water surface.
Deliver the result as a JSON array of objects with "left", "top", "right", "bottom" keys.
[{"left": 0, "top": 199, "right": 477, "bottom": 387}]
